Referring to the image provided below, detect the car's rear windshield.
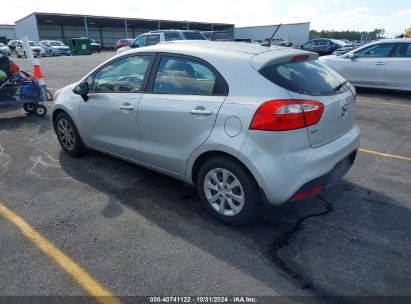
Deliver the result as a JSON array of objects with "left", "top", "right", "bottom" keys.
[
  {"left": 50, "top": 42, "right": 64, "bottom": 46},
  {"left": 182, "top": 32, "right": 205, "bottom": 40},
  {"left": 259, "top": 59, "right": 349, "bottom": 96}
]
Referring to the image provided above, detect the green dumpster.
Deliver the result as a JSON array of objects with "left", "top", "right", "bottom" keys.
[{"left": 67, "top": 38, "right": 92, "bottom": 55}]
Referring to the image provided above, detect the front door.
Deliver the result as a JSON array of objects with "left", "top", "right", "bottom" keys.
[
  {"left": 383, "top": 43, "right": 411, "bottom": 90},
  {"left": 138, "top": 54, "right": 228, "bottom": 175},
  {"left": 344, "top": 43, "right": 395, "bottom": 87},
  {"left": 79, "top": 54, "right": 153, "bottom": 161}
]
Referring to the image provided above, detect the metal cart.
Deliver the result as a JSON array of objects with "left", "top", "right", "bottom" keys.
[{"left": 0, "top": 70, "right": 52, "bottom": 117}]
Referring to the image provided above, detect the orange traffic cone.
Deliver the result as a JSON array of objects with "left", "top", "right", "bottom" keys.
[{"left": 33, "top": 64, "right": 45, "bottom": 79}]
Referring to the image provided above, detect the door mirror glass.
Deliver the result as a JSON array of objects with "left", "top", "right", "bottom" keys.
[{"left": 73, "top": 81, "right": 89, "bottom": 101}]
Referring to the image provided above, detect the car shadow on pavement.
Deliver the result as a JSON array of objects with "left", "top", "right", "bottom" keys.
[
  {"left": 59, "top": 150, "right": 411, "bottom": 301},
  {"left": 0, "top": 109, "right": 51, "bottom": 134},
  {"left": 356, "top": 88, "right": 411, "bottom": 101}
]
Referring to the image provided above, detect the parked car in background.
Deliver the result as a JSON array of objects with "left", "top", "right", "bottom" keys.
[
  {"left": 39, "top": 40, "right": 71, "bottom": 56},
  {"left": 15, "top": 40, "right": 45, "bottom": 58},
  {"left": 7, "top": 40, "right": 19, "bottom": 52},
  {"left": 201, "top": 31, "right": 233, "bottom": 41},
  {"left": 52, "top": 41, "right": 359, "bottom": 225},
  {"left": 117, "top": 30, "right": 206, "bottom": 54},
  {"left": 0, "top": 43, "right": 11, "bottom": 56},
  {"left": 90, "top": 39, "right": 101, "bottom": 53},
  {"left": 264, "top": 38, "right": 292, "bottom": 47},
  {"left": 300, "top": 39, "right": 349, "bottom": 56},
  {"left": 320, "top": 39, "right": 411, "bottom": 92},
  {"left": 116, "top": 39, "right": 133, "bottom": 49}
]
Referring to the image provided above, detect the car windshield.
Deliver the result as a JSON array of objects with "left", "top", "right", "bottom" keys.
[
  {"left": 182, "top": 32, "right": 206, "bottom": 40},
  {"left": 29, "top": 42, "right": 38, "bottom": 46},
  {"left": 50, "top": 41, "right": 64, "bottom": 46},
  {"left": 259, "top": 59, "right": 348, "bottom": 96}
]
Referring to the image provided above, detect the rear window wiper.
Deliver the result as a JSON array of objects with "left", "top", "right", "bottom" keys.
[{"left": 333, "top": 80, "right": 348, "bottom": 92}]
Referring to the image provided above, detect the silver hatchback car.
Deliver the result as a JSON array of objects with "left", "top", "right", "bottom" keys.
[{"left": 52, "top": 41, "right": 360, "bottom": 225}]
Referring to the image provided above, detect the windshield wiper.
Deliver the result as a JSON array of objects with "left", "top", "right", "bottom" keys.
[{"left": 333, "top": 80, "right": 348, "bottom": 92}]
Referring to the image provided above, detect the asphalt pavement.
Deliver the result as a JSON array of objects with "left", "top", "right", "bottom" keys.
[{"left": 0, "top": 53, "right": 410, "bottom": 303}]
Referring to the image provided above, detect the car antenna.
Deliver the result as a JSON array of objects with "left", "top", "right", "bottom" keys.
[{"left": 262, "top": 23, "right": 282, "bottom": 47}]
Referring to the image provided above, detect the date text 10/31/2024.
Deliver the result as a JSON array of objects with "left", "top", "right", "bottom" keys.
[{"left": 149, "top": 296, "right": 258, "bottom": 303}]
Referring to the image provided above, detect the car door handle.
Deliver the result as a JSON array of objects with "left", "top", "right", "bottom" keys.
[
  {"left": 375, "top": 62, "right": 385, "bottom": 66},
  {"left": 120, "top": 105, "right": 135, "bottom": 110},
  {"left": 190, "top": 108, "right": 213, "bottom": 116}
]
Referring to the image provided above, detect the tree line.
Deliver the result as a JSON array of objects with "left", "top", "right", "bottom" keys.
[{"left": 309, "top": 29, "right": 386, "bottom": 41}]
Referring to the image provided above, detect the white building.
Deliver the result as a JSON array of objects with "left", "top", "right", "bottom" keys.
[
  {"left": 234, "top": 22, "right": 310, "bottom": 46},
  {"left": 14, "top": 12, "right": 234, "bottom": 49},
  {"left": 0, "top": 24, "right": 16, "bottom": 44}
]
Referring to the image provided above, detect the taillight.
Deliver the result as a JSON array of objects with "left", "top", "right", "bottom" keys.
[{"left": 249, "top": 99, "right": 324, "bottom": 131}]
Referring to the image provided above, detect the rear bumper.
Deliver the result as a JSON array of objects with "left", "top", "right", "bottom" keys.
[
  {"left": 239, "top": 124, "right": 360, "bottom": 205},
  {"left": 289, "top": 150, "right": 357, "bottom": 201}
]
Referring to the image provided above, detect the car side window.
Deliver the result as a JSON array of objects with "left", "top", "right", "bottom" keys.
[
  {"left": 164, "top": 32, "right": 181, "bottom": 41},
  {"left": 145, "top": 35, "right": 160, "bottom": 46},
  {"left": 92, "top": 55, "right": 151, "bottom": 93},
  {"left": 133, "top": 36, "right": 147, "bottom": 48},
  {"left": 355, "top": 43, "right": 395, "bottom": 57},
  {"left": 317, "top": 40, "right": 330, "bottom": 46},
  {"left": 152, "top": 56, "right": 218, "bottom": 95},
  {"left": 393, "top": 43, "right": 411, "bottom": 57},
  {"left": 302, "top": 41, "right": 317, "bottom": 48}
]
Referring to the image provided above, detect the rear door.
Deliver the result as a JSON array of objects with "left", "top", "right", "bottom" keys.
[
  {"left": 79, "top": 53, "right": 154, "bottom": 161},
  {"left": 383, "top": 42, "right": 411, "bottom": 90},
  {"left": 301, "top": 40, "right": 318, "bottom": 52},
  {"left": 344, "top": 43, "right": 395, "bottom": 86},
  {"left": 138, "top": 54, "right": 228, "bottom": 175},
  {"left": 315, "top": 39, "right": 333, "bottom": 55}
]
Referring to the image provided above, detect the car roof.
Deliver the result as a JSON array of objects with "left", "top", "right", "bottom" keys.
[
  {"left": 372, "top": 38, "right": 411, "bottom": 43},
  {"left": 135, "top": 40, "right": 287, "bottom": 55},
  {"left": 117, "top": 40, "right": 315, "bottom": 71},
  {"left": 150, "top": 30, "right": 201, "bottom": 33}
]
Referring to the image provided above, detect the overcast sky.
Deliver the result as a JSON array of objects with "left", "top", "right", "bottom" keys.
[{"left": 1, "top": 0, "right": 409, "bottom": 35}]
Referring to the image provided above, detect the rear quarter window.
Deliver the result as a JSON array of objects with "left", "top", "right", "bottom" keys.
[
  {"left": 259, "top": 60, "right": 348, "bottom": 96},
  {"left": 182, "top": 32, "right": 206, "bottom": 40},
  {"left": 164, "top": 32, "right": 181, "bottom": 41}
]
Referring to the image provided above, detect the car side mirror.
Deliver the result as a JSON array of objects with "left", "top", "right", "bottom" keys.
[{"left": 73, "top": 81, "right": 89, "bottom": 102}]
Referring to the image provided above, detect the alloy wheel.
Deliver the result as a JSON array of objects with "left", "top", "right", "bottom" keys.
[
  {"left": 57, "top": 119, "right": 75, "bottom": 151},
  {"left": 203, "top": 168, "right": 245, "bottom": 216}
]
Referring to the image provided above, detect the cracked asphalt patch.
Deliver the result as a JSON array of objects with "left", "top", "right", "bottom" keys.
[{"left": 0, "top": 54, "right": 410, "bottom": 301}]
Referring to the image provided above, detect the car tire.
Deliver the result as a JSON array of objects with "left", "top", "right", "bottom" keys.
[
  {"left": 54, "top": 112, "right": 85, "bottom": 157},
  {"left": 197, "top": 156, "right": 261, "bottom": 225}
]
